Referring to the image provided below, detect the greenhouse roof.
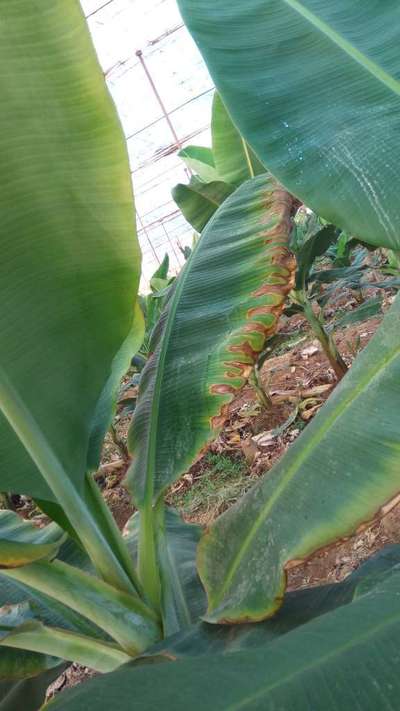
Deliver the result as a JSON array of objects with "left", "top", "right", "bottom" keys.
[{"left": 81, "top": 0, "right": 214, "bottom": 288}]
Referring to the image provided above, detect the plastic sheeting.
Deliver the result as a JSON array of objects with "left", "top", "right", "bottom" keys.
[{"left": 81, "top": 0, "right": 213, "bottom": 288}]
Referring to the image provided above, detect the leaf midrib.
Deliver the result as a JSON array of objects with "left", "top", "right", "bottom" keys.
[
  {"left": 211, "top": 342, "right": 400, "bottom": 606},
  {"left": 241, "top": 139, "right": 254, "bottom": 180},
  {"left": 282, "top": 0, "right": 400, "bottom": 97}
]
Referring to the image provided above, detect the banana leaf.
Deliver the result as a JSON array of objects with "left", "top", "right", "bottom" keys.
[
  {"left": 178, "top": 0, "right": 400, "bottom": 250},
  {"left": 172, "top": 178, "right": 234, "bottom": 232},
  {"left": 212, "top": 93, "right": 265, "bottom": 186},
  {"left": 0, "top": 665, "right": 65, "bottom": 711},
  {"left": 198, "top": 294, "right": 400, "bottom": 622},
  {"left": 0, "top": 0, "right": 141, "bottom": 504},
  {"left": 178, "top": 146, "right": 219, "bottom": 182},
  {"left": 45, "top": 556, "right": 400, "bottom": 710},
  {"left": 127, "top": 175, "right": 295, "bottom": 510},
  {"left": 0, "top": 511, "right": 64, "bottom": 568},
  {"left": 127, "top": 174, "right": 295, "bottom": 606}
]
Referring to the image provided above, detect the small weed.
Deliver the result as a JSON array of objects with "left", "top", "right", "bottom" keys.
[
  {"left": 345, "top": 334, "right": 362, "bottom": 358},
  {"left": 169, "top": 452, "right": 255, "bottom": 523},
  {"left": 261, "top": 329, "right": 307, "bottom": 360}
]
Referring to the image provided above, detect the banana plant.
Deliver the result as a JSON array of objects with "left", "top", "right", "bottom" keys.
[
  {"left": 3, "top": 2, "right": 400, "bottom": 710},
  {"left": 37, "top": 546, "right": 400, "bottom": 710},
  {"left": 118, "top": 256, "right": 175, "bottom": 418},
  {"left": 0, "top": 4, "right": 297, "bottom": 690},
  {"left": 172, "top": 92, "right": 265, "bottom": 232},
  {"left": 289, "top": 224, "right": 348, "bottom": 379},
  {"left": 137, "top": 254, "right": 175, "bottom": 361},
  {"left": 0, "top": 167, "right": 297, "bottom": 702},
  {"left": 0, "top": 0, "right": 149, "bottom": 702}
]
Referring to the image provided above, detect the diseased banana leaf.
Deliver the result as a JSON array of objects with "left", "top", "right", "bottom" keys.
[
  {"left": 141, "top": 545, "right": 400, "bottom": 659},
  {"left": 178, "top": 0, "right": 400, "bottom": 250},
  {"left": 126, "top": 175, "right": 295, "bottom": 509},
  {"left": 128, "top": 174, "right": 295, "bottom": 606},
  {"left": 198, "top": 294, "right": 400, "bottom": 623}
]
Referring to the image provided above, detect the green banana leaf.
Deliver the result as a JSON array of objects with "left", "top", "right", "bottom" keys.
[
  {"left": 0, "top": 523, "right": 159, "bottom": 674},
  {"left": 3, "top": 560, "right": 160, "bottom": 656},
  {"left": 0, "top": 647, "right": 60, "bottom": 686},
  {"left": 45, "top": 559, "right": 400, "bottom": 710},
  {"left": 212, "top": 93, "right": 265, "bottom": 186},
  {"left": 198, "top": 294, "right": 400, "bottom": 623},
  {"left": 0, "top": 534, "right": 112, "bottom": 685},
  {"left": 0, "top": 0, "right": 140, "bottom": 504},
  {"left": 311, "top": 264, "right": 367, "bottom": 285},
  {"left": 1, "top": 619, "right": 130, "bottom": 675},
  {"left": 143, "top": 545, "right": 400, "bottom": 659},
  {"left": 0, "top": 665, "right": 65, "bottom": 711},
  {"left": 0, "top": 572, "right": 107, "bottom": 644},
  {"left": 0, "top": 511, "right": 64, "bottom": 567},
  {"left": 177, "top": 146, "right": 219, "bottom": 182},
  {"left": 178, "top": 0, "right": 400, "bottom": 250},
  {"left": 150, "top": 254, "right": 170, "bottom": 285},
  {"left": 172, "top": 177, "right": 234, "bottom": 233},
  {"left": 126, "top": 175, "right": 295, "bottom": 510},
  {"left": 0, "top": 535, "right": 107, "bottom": 642},
  {"left": 0, "top": 602, "right": 128, "bottom": 675},
  {"left": 173, "top": 93, "right": 266, "bottom": 233},
  {"left": 150, "top": 278, "right": 170, "bottom": 293},
  {"left": 294, "top": 224, "right": 337, "bottom": 290},
  {"left": 125, "top": 509, "right": 206, "bottom": 637},
  {"left": 330, "top": 297, "right": 383, "bottom": 331}
]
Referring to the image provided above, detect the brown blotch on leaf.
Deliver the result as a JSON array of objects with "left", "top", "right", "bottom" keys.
[
  {"left": 229, "top": 341, "right": 259, "bottom": 361},
  {"left": 209, "top": 182, "right": 296, "bottom": 432},
  {"left": 284, "top": 490, "right": 400, "bottom": 573},
  {"left": 210, "top": 384, "right": 236, "bottom": 396},
  {"left": 211, "top": 402, "right": 232, "bottom": 429}
]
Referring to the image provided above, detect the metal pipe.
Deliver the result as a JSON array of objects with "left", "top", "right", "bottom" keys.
[
  {"left": 136, "top": 49, "right": 182, "bottom": 152},
  {"left": 137, "top": 213, "right": 160, "bottom": 265}
]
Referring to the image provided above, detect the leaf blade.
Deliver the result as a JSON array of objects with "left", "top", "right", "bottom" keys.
[
  {"left": 198, "top": 295, "right": 400, "bottom": 622},
  {"left": 44, "top": 563, "right": 400, "bottom": 710},
  {"left": 212, "top": 93, "right": 264, "bottom": 185},
  {"left": 0, "top": 0, "right": 140, "bottom": 503},
  {"left": 1, "top": 622, "right": 131, "bottom": 675},
  {"left": 3, "top": 560, "right": 160, "bottom": 656},
  {"left": 177, "top": 0, "right": 400, "bottom": 249},
  {"left": 178, "top": 146, "right": 219, "bottom": 182},
  {"left": 126, "top": 175, "right": 296, "bottom": 509},
  {"left": 0, "top": 511, "right": 64, "bottom": 568},
  {"left": 172, "top": 178, "right": 234, "bottom": 232}
]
